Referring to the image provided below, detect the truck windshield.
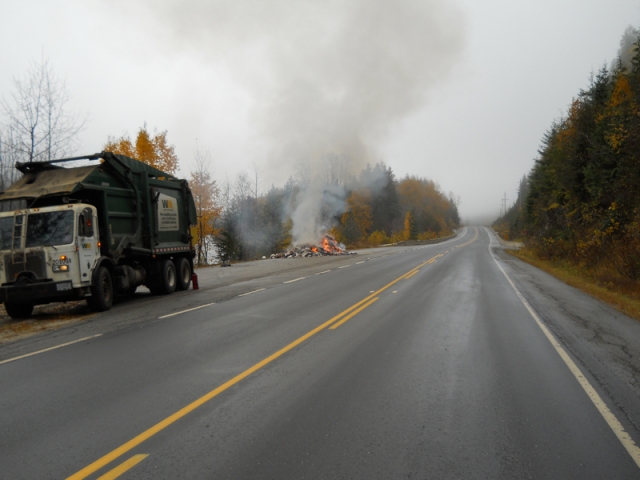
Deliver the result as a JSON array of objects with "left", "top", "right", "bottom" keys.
[
  {"left": 0, "top": 217, "right": 12, "bottom": 251},
  {"left": 25, "top": 210, "right": 74, "bottom": 248}
]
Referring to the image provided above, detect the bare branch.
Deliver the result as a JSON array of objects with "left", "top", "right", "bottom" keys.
[{"left": 0, "top": 57, "right": 87, "bottom": 164}]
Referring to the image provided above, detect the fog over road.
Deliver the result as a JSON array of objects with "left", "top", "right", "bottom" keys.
[{"left": 2, "top": 227, "right": 640, "bottom": 479}]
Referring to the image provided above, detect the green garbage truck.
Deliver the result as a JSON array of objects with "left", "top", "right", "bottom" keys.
[{"left": 0, "top": 152, "right": 198, "bottom": 319}]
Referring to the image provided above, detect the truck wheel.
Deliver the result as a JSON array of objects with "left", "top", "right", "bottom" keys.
[
  {"left": 4, "top": 302, "right": 34, "bottom": 319},
  {"left": 176, "top": 258, "right": 191, "bottom": 291},
  {"left": 87, "top": 266, "right": 113, "bottom": 312},
  {"left": 151, "top": 259, "right": 177, "bottom": 295}
]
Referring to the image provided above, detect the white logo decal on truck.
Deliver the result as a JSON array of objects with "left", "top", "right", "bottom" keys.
[{"left": 157, "top": 193, "right": 179, "bottom": 231}]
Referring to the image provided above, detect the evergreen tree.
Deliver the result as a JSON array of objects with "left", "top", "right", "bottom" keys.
[{"left": 214, "top": 209, "right": 241, "bottom": 265}]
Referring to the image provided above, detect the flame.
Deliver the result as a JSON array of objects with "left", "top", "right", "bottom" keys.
[
  {"left": 278, "top": 234, "right": 346, "bottom": 258},
  {"left": 321, "top": 234, "right": 344, "bottom": 254}
]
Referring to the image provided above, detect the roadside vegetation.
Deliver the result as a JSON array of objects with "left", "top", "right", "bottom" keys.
[
  {"left": 494, "top": 26, "right": 640, "bottom": 319},
  {"left": 507, "top": 248, "right": 640, "bottom": 321}
]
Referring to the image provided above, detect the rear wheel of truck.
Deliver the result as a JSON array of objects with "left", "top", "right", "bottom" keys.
[
  {"left": 150, "top": 259, "right": 177, "bottom": 295},
  {"left": 176, "top": 257, "right": 191, "bottom": 291},
  {"left": 87, "top": 266, "right": 113, "bottom": 312},
  {"left": 4, "top": 302, "right": 34, "bottom": 319}
]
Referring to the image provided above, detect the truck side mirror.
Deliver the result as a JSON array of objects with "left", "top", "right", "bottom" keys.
[{"left": 79, "top": 208, "right": 94, "bottom": 237}]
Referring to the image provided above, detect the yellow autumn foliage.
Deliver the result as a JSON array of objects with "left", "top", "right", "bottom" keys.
[{"left": 105, "top": 125, "right": 179, "bottom": 174}]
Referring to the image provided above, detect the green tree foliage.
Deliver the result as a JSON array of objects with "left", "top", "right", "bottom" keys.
[
  {"left": 500, "top": 26, "right": 640, "bottom": 281},
  {"left": 214, "top": 208, "right": 242, "bottom": 265},
  {"left": 358, "top": 163, "right": 399, "bottom": 235},
  {"left": 493, "top": 175, "right": 529, "bottom": 240}
]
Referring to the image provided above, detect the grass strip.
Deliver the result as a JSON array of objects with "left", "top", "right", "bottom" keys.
[{"left": 506, "top": 249, "right": 640, "bottom": 321}]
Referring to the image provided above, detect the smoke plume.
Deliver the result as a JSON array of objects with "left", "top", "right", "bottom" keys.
[
  {"left": 121, "top": 0, "right": 466, "bottom": 244},
  {"left": 288, "top": 182, "right": 346, "bottom": 246}
]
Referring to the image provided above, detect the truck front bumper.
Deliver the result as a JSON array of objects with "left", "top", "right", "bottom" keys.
[{"left": 0, "top": 280, "right": 79, "bottom": 305}]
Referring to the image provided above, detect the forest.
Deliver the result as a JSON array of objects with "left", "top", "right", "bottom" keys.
[{"left": 494, "top": 27, "right": 640, "bottom": 285}]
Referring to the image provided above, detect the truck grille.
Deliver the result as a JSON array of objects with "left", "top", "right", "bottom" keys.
[{"left": 4, "top": 251, "right": 47, "bottom": 282}]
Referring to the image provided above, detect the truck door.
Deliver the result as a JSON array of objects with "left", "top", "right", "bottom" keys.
[{"left": 77, "top": 207, "right": 98, "bottom": 283}]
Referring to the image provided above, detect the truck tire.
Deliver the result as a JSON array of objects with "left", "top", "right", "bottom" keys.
[
  {"left": 150, "top": 259, "right": 177, "bottom": 295},
  {"left": 4, "top": 302, "right": 34, "bottom": 319},
  {"left": 87, "top": 266, "right": 113, "bottom": 312},
  {"left": 176, "top": 257, "right": 191, "bottom": 291}
]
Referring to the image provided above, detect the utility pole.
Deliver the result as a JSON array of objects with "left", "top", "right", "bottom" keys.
[{"left": 501, "top": 192, "right": 508, "bottom": 218}]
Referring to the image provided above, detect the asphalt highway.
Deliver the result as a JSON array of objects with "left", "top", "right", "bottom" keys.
[{"left": 2, "top": 227, "right": 640, "bottom": 479}]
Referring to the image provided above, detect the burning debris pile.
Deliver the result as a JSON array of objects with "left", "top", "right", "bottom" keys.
[{"left": 271, "top": 234, "right": 355, "bottom": 258}]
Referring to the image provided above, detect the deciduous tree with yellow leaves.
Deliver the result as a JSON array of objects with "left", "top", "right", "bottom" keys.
[
  {"left": 104, "top": 124, "right": 179, "bottom": 174},
  {"left": 341, "top": 189, "right": 373, "bottom": 243},
  {"left": 189, "top": 147, "right": 221, "bottom": 266}
]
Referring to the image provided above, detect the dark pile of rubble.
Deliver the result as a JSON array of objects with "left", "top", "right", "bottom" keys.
[{"left": 270, "top": 234, "right": 356, "bottom": 258}]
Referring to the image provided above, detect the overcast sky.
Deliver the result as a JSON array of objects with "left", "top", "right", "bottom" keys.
[{"left": 1, "top": 0, "right": 639, "bottom": 223}]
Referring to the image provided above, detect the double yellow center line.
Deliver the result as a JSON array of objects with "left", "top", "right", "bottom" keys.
[
  {"left": 330, "top": 297, "right": 379, "bottom": 329},
  {"left": 66, "top": 252, "right": 450, "bottom": 479},
  {"left": 454, "top": 226, "right": 479, "bottom": 248}
]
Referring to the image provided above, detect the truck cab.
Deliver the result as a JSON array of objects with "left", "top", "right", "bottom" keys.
[{"left": 0, "top": 204, "right": 100, "bottom": 318}]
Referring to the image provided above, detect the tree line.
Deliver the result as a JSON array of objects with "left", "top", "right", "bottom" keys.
[
  {"left": 495, "top": 26, "right": 640, "bottom": 282},
  {"left": 211, "top": 163, "right": 460, "bottom": 264}
]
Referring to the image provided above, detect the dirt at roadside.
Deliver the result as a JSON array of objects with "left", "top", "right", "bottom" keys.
[{"left": 0, "top": 302, "right": 93, "bottom": 345}]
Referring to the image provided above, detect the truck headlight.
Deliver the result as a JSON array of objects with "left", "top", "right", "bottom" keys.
[{"left": 53, "top": 264, "right": 69, "bottom": 272}]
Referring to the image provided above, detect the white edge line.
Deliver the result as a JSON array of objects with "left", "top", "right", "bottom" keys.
[
  {"left": 238, "top": 288, "right": 266, "bottom": 297},
  {"left": 316, "top": 270, "right": 331, "bottom": 275},
  {"left": 0, "top": 334, "right": 103, "bottom": 366},
  {"left": 283, "top": 277, "right": 307, "bottom": 284},
  {"left": 487, "top": 229, "right": 640, "bottom": 468},
  {"left": 158, "top": 302, "right": 216, "bottom": 319}
]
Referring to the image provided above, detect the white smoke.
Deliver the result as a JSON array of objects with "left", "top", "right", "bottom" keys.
[
  {"left": 288, "top": 182, "right": 346, "bottom": 245},
  {"left": 117, "top": 0, "right": 466, "bottom": 244}
]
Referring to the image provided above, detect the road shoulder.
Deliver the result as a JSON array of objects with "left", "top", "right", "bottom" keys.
[{"left": 493, "top": 246, "right": 640, "bottom": 437}]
